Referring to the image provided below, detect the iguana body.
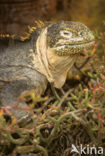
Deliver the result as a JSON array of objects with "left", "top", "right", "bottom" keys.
[{"left": 0, "top": 21, "right": 95, "bottom": 120}]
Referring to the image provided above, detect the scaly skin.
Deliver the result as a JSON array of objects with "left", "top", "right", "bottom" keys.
[{"left": 0, "top": 21, "right": 95, "bottom": 120}]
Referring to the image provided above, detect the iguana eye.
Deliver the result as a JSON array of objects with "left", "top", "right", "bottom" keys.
[{"left": 60, "top": 30, "right": 72, "bottom": 38}]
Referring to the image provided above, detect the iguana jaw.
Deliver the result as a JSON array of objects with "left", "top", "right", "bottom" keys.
[{"left": 54, "top": 40, "right": 95, "bottom": 56}]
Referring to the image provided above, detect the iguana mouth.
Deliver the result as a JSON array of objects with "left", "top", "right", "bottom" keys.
[
  {"left": 67, "top": 40, "right": 95, "bottom": 50},
  {"left": 71, "top": 40, "right": 95, "bottom": 47},
  {"left": 54, "top": 40, "right": 95, "bottom": 56},
  {"left": 56, "top": 40, "right": 94, "bottom": 49}
]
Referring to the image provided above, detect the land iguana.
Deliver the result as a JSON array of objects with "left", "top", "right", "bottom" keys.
[{"left": 0, "top": 21, "right": 95, "bottom": 121}]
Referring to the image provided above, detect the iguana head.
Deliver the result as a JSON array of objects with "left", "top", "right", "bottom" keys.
[
  {"left": 36, "top": 21, "right": 95, "bottom": 88},
  {"left": 47, "top": 21, "right": 95, "bottom": 56}
]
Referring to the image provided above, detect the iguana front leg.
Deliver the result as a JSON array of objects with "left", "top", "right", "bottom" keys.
[{"left": 0, "top": 75, "right": 47, "bottom": 120}]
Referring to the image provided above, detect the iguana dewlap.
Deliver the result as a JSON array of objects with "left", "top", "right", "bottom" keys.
[{"left": 0, "top": 21, "right": 95, "bottom": 120}]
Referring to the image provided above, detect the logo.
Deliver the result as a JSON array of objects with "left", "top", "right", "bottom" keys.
[{"left": 71, "top": 144, "right": 103, "bottom": 155}]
